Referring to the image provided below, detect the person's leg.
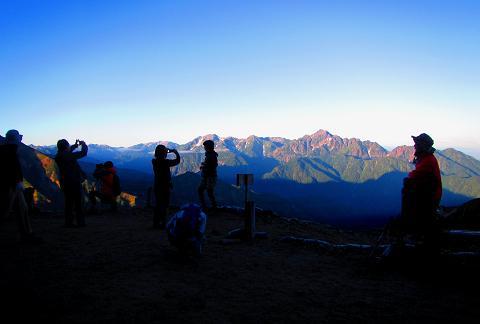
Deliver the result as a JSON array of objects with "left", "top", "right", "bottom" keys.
[
  {"left": 153, "top": 189, "right": 163, "bottom": 228},
  {"left": 160, "top": 191, "right": 169, "bottom": 228},
  {"left": 198, "top": 178, "right": 207, "bottom": 209},
  {"left": 89, "top": 190, "right": 98, "bottom": 207},
  {"left": 74, "top": 185, "right": 85, "bottom": 226},
  {"left": 206, "top": 177, "right": 217, "bottom": 209},
  {"left": 2, "top": 188, "right": 15, "bottom": 220},
  {"left": 110, "top": 198, "right": 118, "bottom": 212},
  {"left": 154, "top": 188, "right": 169, "bottom": 228},
  {"left": 64, "top": 188, "right": 74, "bottom": 227},
  {"left": 14, "top": 188, "right": 32, "bottom": 237}
]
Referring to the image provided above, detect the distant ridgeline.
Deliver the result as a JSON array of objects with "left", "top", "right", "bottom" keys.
[
  {"left": 26, "top": 130, "right": 480, "bottom": 224},
  {"left": 0, "top": 136, "right": 136, "bottom": 210}
]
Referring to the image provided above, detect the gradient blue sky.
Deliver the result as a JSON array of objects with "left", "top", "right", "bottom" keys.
[{"left": 1, "top": 0, "right": 479, "bottom": 157}]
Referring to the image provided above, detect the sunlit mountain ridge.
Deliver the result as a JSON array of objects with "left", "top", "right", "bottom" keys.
[{"left": 18, "top": 129, "right": 480, "bottom": 224}]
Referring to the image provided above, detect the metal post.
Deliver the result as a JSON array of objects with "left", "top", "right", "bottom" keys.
[{"left": 245, "top": 201, "right": 256, "bottom": 241}]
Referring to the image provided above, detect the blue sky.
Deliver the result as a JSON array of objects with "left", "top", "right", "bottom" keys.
[{"left": 1, "top": 0, "right": 479, "bottom": 157}]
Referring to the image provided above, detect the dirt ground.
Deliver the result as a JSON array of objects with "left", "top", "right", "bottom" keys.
[{"left": 1, "top": 207, "right": 479, "bottom": 323}]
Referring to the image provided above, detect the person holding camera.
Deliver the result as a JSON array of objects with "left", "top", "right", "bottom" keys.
[
  {"left": 152, "top": 145, "right": 180, "bottom": 229},
  {"left": 55, "top": 139, "right": 88, "bottom": 227}
]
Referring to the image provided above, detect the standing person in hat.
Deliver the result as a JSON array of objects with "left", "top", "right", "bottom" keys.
[
  {"left": 198, "top": 140, "right": 218, "bottom": 210},
  {"left": 407, "top": 133, "right": 442, "bottom": 208},
  {"left": 55, "top": 139, "right": 88, "bottom": 227},
  {"left": 0, "top": 130, "right": 40, "bottom": 243},
  {"left": 152, "top": 145, "right": 180, "bottom": 229},
  {"left": 400, "top": 133, "right": 442, "bottom": 248}
]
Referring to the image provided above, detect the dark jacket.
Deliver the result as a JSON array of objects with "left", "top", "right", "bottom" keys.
[
  {"left": 55, "top": 144, "right": 88, "bottom": 188},
  {"left": 0, "top": 144, "right": 23, "bottom": 190},
  {"left": 201, "top": 151, "right": 218, "bottom": 177},
  {"left": 152, "top": 154, "right": 180, "bottom": 190}
]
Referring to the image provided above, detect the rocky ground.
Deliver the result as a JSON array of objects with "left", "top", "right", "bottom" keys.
[{"left": 1, "top": 207, "right": 479, "bottom": 323}]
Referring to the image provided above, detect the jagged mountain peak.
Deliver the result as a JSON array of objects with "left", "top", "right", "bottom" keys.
[
  {"left": 387, "top": 145, "right": 414, "bottom": 161},
  {"left": 310, "top": 129, "right": 333, "bottom": 139},
  {"left": 128, "top": 141, "right": 178, "bottom": 151}
]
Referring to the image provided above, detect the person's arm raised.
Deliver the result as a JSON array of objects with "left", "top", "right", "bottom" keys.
[
  {"left": 169, "top": 149, "right": 181, "bottom": 167},
  {"left": 72, "top": 141, "right": 88, "bottom": 159}
]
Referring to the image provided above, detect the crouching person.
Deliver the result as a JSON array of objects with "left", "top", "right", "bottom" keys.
[
  {"left": 89, "top": 161, "right": 121, "bottom": 213},
  {"left": 166, "top": 204, "right": 207, "bottom": 256}
]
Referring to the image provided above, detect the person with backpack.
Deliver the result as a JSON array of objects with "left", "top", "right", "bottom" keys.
[
  {"left": 167, "top": 203, "right": 207, "bottom": 255},
  {"left": 55, "top": 139, "right": 88, "bottom": 227},
  {"left": 198, "top": 140, "right": 218, "bottom": 210},
  {"left": 0, "top": 129, "right": 41, "bottom": 243},
  {"left": 152, "top": 145, "right": 180, "bottom": 229},
  {"left": 89, "top": 161, "right": 121, "bottom": 212},
  {"left": 398, "top": 133, "right": 443, "bottom": 250}
]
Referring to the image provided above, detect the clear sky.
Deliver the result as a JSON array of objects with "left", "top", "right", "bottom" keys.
[{"left": 1, "top": 0, "right": 479, "bottom": 157}]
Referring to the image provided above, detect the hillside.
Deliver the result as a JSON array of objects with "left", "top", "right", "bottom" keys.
[
  {"left": 1, "top": 208, "right": 479, "bottom": 323},
  {"left": 1, "top": 136, "right": 137, "bottom": 209}
]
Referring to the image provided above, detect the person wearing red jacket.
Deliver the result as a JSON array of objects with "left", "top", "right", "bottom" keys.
[
  {"left": 407, "top": 133, "right": 442, "bottom": 207},
  {"left": 401, "top": 133, "right": 443, "bottom": 244},
  {"left": 89, "top": 161, "right": 120, "bottom": 212}
]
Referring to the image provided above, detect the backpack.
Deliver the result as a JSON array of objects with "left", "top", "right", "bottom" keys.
[
  {"left": 176, "top": 208, "right": 200, "bottom": 238},
  {"left": 112, "top": 174, "right": 121, "bottom": 196},
  {"left": 170, "top": 204, "right": 205, "bottom": 240}
]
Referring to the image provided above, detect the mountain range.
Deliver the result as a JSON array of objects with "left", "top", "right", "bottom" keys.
[{"left": 16, "top": 129, "right": 480, "bottom": 225}]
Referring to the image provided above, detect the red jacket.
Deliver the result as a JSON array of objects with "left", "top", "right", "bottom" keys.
[
  {"left": 93, "top": 166, "right": 117, "bottom": 199},
  {"left": 408, "top": 153, "right": 442, "bottom": 202}
]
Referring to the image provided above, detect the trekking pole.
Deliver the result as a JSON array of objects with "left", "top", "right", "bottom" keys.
[{"left": 369, "top": 222, "right": 390, "bottom": 258}]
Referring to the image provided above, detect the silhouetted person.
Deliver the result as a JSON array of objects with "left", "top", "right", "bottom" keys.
[
  {"left": 0, "top": 130, "right": 40, "bottom": 243},
  {"left": 152, "top": 145, "right": 180, "bottom": 229},
  {"left": 400, "top": 133, "right": 442, "bottom": 249},
  {"left": 89, "top": 161, "right": 120, "bottom": 212},
  {"left": 198, "top": 140, "right": 218, "bottom": 210},
  {"left": 55, "top": 139, "right": 88, "bottom": 227}
]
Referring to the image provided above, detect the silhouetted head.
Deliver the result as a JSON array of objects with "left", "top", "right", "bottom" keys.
[
  {"left": 203, "top": 140, "right": 215, "bottom": 152},
  {"left": 57, "top": 139, "right": 70, "bottom": 152},
  {"left": 104, "top": 161, "right": 114, "bottom": 168},
  {"left": 5, "top": 129, "right": 22, "bottom": 144},
  {"left": 155, "top": 145, "right": 168, "bottom": 159},
  {"left": 412, "top": 133, "right": 435, "bottom": 155}
]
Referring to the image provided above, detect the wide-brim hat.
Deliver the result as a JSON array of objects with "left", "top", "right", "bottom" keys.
[{"left": 411, "top": 133, "right": 434, "bottom": 147}]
